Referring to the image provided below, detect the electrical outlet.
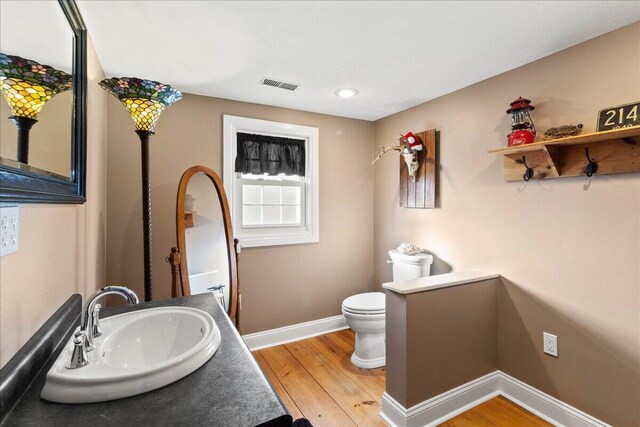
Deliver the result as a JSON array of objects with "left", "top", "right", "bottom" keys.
[
  {"left": 0, "top": 206, "right": 19, "bottom": 257},
  {"left": 543, "top": 332, "right": 558, "bottom": 357}
]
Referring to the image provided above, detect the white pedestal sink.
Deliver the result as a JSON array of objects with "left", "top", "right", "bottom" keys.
[{"left": 41, "top": 306, "right": 220, "bottom": 403}]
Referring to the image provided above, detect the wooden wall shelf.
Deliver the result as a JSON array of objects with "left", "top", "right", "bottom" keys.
[{"left": 488, "top": 126, "right": 640, "bottom": 182}]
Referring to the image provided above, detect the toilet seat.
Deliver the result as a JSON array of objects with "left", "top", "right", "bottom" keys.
[
  {"left": 342, "top": 292, "right": 385, "bottom": 315},
  {"left": 342, "top": 307, "right": 385, "bottom": 316}
]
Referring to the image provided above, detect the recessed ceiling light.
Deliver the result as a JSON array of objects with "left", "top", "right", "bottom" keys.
[{"left": 335, "top": 88, "right": 359, "bottom": 98}]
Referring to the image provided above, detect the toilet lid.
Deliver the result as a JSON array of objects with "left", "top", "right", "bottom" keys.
[{"left": 342, "top": 292, "right": 385, "bottom": 313}]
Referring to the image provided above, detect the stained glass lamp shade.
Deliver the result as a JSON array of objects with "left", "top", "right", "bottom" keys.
[
  {"left": 99, "top": 77, "right": 182, "bottom": 132},
  {"left": 0, "top": 53, "right": 72, "bottom": 163}
]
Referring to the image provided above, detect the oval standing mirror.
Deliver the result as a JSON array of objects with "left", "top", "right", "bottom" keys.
[{"left": 172, "top": 166, "right": 239, "bottom": 327}]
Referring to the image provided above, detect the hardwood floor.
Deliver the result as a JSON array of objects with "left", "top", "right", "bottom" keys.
[
  {"left": 439, "top": 396, "right": 553, "bottom": 427},
  {"left": 253, "top": 330, "right": 552, "bottom": 427},
  {"left": 254, "top": 329, "right": 386, "bottom": 427}
]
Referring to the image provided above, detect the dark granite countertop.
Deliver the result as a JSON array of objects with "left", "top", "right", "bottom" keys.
[{"left": 1, "top": 293, "right": 292, "bottom": 427}]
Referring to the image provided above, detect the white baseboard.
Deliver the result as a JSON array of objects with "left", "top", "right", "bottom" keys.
[
  {"left": 380, "top": 372, "right": 501, "bottom": 427},
  {"left": 380, "top": 371, "right": 610, "bottom": 427},
  {"left": 242, "top": 314, "right": 348, "bottom": 351},
  {"left": 498, "top": 372, "right": 610, "bottom": 427}
]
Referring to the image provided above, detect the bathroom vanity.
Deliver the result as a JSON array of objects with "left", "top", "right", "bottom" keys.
[{"left": 0, "top": 293, "right": 292, "bottom": 426}]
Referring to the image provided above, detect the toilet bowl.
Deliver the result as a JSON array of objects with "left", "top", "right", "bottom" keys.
[
  {"left": 342, "top": 249, "right": 433, "bottom": 369},
  {"left": 342, "top": 292, "right": 386, "bottom": 369}
]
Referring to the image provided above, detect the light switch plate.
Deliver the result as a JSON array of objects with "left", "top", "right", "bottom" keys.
[{"left": 0, "top": 206, "right": 19, "bottom": 257}]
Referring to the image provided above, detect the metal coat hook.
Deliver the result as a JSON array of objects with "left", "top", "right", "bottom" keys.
[
  {"left": 584, "top": 147, "right": 598, "bottom": 177},
  {"left": 522, "top": 156, "right": 534, "bottom": 181}
]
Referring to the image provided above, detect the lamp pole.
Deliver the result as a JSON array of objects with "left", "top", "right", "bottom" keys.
[
  {"left": 136, "top": 129, "right": 154, "bottom": 301},
  {"left": 10, "top": 116, "right": 37, "bottom": 164}
]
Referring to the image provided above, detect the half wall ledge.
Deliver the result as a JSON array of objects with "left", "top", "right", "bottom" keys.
[{"left": 382, "top": 271, "right": 500, "bottom": 294}]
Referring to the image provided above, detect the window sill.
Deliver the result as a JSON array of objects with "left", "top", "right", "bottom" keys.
[{"left": 237, "top": 233, "right": 319, "bottom": 248}]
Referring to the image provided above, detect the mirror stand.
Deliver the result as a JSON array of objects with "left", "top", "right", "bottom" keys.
[
  {"left": 166, "top": 247, "right": 181, "bottom": 299},
  {"left": 167, "top": 166, "right": 240, "bottom": 330}
]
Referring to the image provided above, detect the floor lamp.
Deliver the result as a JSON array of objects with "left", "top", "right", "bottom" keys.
[{"left": 100, "top": 77, "right": 181, "bottom": 301}]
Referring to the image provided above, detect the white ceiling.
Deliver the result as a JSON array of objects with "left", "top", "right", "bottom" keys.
[{"left": 78, "top": 1, "right": 640, "bottom": 121}]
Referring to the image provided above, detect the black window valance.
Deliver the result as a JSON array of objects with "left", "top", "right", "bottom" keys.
[{"left": 235, "top": 132, "right": 306, "bottom": 177}]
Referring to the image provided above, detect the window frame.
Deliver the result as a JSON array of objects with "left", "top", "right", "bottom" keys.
[{"left": 223, "top": 115, "right": 319, "bottom": 248}]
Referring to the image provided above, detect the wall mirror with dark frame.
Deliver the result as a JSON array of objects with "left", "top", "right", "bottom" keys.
[{"left": 0, "top": 0, "right": 86, "bottom": 204}]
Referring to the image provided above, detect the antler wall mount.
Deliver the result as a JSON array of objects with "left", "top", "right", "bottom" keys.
[
  {"left": 373, "top": 131, "right": 423, "bottom": 181},
  {"left": 372, "top": 129, "right": 438, "bottom": 209}
]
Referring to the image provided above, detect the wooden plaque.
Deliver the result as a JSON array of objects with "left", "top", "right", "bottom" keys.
[{"left": 399, "top": 129, "right": 438, "bottom": 208}]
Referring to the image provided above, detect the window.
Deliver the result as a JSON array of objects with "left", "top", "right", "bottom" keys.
[
  {"left": 240, "top": 176, "right": 303, "bottom": 227},
  {"left": 223, "top": 115, "right": 319, "bottom": 247}
]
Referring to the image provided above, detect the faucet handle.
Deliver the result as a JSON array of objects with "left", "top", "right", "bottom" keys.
[
  {"left": 91, "top": 304, "right": 103, "bottom": 338},
  {"left": 68, "top": 331, "right": 89, "bottom": 369},
  {"left": 82, "top": 327, "right": 95, "bottom": 352}
]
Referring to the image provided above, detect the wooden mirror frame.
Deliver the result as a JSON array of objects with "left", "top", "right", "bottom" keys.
[{"left": 171, "top": 165, "right": 240, "bottom": 327}]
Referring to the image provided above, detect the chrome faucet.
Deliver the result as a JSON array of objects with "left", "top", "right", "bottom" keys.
[{"left": 80, "top": 286, "right": 139, "bottom": 352}]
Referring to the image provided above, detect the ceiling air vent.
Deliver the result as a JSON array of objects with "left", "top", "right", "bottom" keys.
[{"left": 260, "top": 77, "right": 299, "bottom": 91}]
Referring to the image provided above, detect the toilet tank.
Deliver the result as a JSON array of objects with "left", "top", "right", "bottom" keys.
[{"left": 389, "top": 250, "right": 433, "bottom": 281}]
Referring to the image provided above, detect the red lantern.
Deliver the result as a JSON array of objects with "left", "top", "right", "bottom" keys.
[{"left": 506, "top": 97, "right": 536, "bottom": 147}]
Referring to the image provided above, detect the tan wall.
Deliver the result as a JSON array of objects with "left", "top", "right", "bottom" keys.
[
  {"left": 106, "top": 94, "right": 374, "bottom": 334},
  {"left": 386, "top": 279, "right": 499, "bottom": 408},
  {"left": 0, "top": 36, "right": 107, "bottom": 368},
  {"left": 374, "top": 23, "right": 640, "bottom": 425},
  {"left": 499, "top": 278, "right": 640, "bottom": 426}
]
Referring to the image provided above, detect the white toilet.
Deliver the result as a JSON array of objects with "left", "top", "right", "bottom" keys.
[{"left": 342, "top": 249, "right": 433, "bottom": 369}]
